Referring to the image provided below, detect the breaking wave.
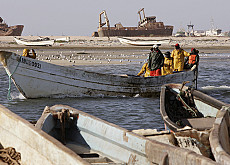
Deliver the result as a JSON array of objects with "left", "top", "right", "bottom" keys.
[{"left": 200, "top": 85, "right": 230, "bottom": 91}]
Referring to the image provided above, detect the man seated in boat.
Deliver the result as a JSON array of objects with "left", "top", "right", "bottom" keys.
[
  {"left": 137, "top": 56, "right": 151, "bottom": 77},
  {"left": 162, "top": 51, "right": 173, "bottom": 75},
  {"left": 171, "top": 43, "right": 190, "bottom": 72},
  {"left": 184, "top": 48, "right": 199, "bottom": 69},
  {"left": 148, "top": 45, "right": 164, "bottom": 76},
  {"left": 22, "top": 49, "right": 36, "bottom": 59}
]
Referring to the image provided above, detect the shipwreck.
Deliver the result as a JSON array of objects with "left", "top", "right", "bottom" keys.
[
  {"left": 92, "top": 8, "right": 173, "bottom": 37},
  {"left": 0, "top": 17, "right": 24, "bottom": 36}
]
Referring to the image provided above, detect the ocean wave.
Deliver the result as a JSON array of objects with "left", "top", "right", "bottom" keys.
[{"left": 200, "top": 85, "right": 230, "bottom": 91}]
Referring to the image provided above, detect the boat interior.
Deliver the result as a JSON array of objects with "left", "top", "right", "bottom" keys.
[
  {"left": 39, "top": 113, "right": 123, "bottom": 164},
  {"left": 36, "top": 108, "right": 128, "bottom": 165},
  {"left": 164, "top": 85, "right": 220, "bottom": 130}
]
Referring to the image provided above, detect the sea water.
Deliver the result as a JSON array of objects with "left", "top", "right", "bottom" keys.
[{"left": 0, "top": 53, "right": 229, "bottom": 131}]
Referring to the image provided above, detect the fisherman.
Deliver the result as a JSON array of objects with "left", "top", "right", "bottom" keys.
[
  {"left": 184, "top": 48, "right": 199, "bottom": 69},
  {"left": 171, "top": 43, "right": 190, "bottom": 72},
  {"left": 137, "top": 56, "right": 151, "bottom": 77},
  {"left": 22, "top": 49, "right": 36, "bottom": 59},
  {"left": 148, "top": 45, "right": 164, "bottom": 76},
  {"left": 162, "top": 51, "right": 173, "bottom": 75}
]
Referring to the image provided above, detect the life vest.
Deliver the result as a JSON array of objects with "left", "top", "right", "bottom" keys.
[{"left": 188, "top": 54, "right": 197, "bottom": 64}]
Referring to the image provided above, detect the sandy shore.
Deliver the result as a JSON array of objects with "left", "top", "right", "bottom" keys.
[{"left": 0, "top": 36, "right": 230, "bottom": 66}]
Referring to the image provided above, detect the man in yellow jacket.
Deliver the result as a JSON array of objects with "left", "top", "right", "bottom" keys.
[
  {"left": 162, "top": 51, "right": 173, "bottom": 75},
  {"left": 137, "top": 62, "right": 151, "bottom": 77},
  {"left": 22, "top": 49, "right": 36, "bottom": 59},
  {"left": 171, "top": 43, "right": 190, "bottom": 71}
]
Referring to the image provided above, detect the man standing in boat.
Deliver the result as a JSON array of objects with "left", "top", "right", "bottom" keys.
[
  {"left": 171, "top": 43, "right": 190, "bottom": 71},
  {"left": 184, "top": 48, "right": 199, "bottom": 69},
  {"left": 148, "top": 45, "right": 164, "bottom": 76}
]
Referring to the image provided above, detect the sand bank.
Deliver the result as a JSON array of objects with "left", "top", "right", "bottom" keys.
[{"left": 0, "top": 36, "right": 230, "bottom": 66}]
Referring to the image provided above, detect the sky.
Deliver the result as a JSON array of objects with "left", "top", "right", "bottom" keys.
[{"left": 1, "top": 0, "right": 230, "bottom": 36}]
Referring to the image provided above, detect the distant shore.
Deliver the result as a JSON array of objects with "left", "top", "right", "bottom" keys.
[
  {"left": 0, "top": 36, "right": 230, "bottom": 66},
  {"left": 0, "top": 36, "right": 230, "bottom": 52}
]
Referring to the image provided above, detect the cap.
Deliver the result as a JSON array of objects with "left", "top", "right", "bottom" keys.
[
  {"left": 175, "top": 43, "right": 179, "bottom": 47},
  {"left": 153, "top": 44, "right": 158, "bottom": 49}
]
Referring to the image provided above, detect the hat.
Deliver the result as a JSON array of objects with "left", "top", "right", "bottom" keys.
[
  {"left": 164, "top": 51, "right": 171, "bottom": 57},
  {"left": 175, "top": 43, "right": 179, "bottom": 47},
  {"left": 153, "top": 44, "right": 158, "bottom": 49}
]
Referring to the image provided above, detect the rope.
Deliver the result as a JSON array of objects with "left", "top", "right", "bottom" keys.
[
  {"left": 177, "top": 94, "right": 197, "bottom": 117},
  {"left": 0, "top": 147, "right": 21, "bottom": 165},
  {"left": 7, "top": 56, "right": 21, "bottom": 100}
]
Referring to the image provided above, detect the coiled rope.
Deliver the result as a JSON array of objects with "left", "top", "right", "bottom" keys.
[
  {"left": 0, "top": 147, "right": 21, "bottom": 165},
  {"left": 7, "top": 56, "right": 21, "bottom": 100}
]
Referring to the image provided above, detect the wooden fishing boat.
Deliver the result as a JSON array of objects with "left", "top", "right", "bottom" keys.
[
  {"left": 118, "top": 37, "right": 170, "bottom": 46},
  {"left": 0, "top": 104, "right": 90, "bottom": 165},
  {"left": 35, "top": 104, "right": 217, "bottom": 165},
  {"left": 0, "top": 51, "right": 198, "bottom": 99},
  {"left": 160, "top": 83, "right": 226, "bottom": 132},
  {"left": 160, "top": 83, "right": 227, "bottom": 158},
  {"left": 210, "top": 106, "right": 230, "bottom": 164},
  {"left": 14, "top": 37, "right": 54, "bottom": 46}
]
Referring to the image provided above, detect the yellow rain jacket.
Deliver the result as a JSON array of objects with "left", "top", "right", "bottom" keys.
[
  {"left": 162, "top": 57, "right": 173, "bottom": 75},
  {"left": 137, "top": 62, "right": 151, "bottom": 77},
  {"left": 171, "top": 48, "right": 190, "bottom": 71},
  {"left": 22, "top": 49, "right": 36, "bottom": 59}
]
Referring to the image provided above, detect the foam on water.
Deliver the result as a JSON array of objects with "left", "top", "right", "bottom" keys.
[{"left": 200, "top": 85, "right": 230, "bottom": 91}]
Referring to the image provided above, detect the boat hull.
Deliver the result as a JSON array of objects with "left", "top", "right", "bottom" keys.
[
  {"left": 0, "top": 104, "right": 89, "bottom": 165},
  {"left": 118, "top": 37, "right": 170, "bottom": 46},
  {"left": 0, "top": 51, "right": 197, "bottom": 98},
  {"left": 160, "top": 83, "right": 226, "bottom": 132},
  {"left": 14, "top": 37, "right": 54, "bottom": 46},
  {"left": 98, "top": 27, "right": 173, "bottom": 37},
  {"left": 210, "top": 106, "right": 230, "bottom": 164},
  {"left": 0, "top": 25, "right": 24, "bottom": 36},
  {"left": 35, "top": 104, "right": 217, "bottom": 165}
]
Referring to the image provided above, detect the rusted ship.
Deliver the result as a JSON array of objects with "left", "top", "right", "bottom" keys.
[
  {"left": 93, "top": 8, "right": 173, "bottom": 37},
  {"left": 0, "top": 17, "right": 24, "bottom": 36}
]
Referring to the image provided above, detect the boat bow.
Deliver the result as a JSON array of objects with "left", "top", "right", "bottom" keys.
[{"left": 0, "top": 51, "right": 12, "bottom": 67}]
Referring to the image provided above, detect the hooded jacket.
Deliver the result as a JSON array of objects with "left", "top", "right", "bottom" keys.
[{"left": 148, "top": 49, "right": 164, "bottom": 71}]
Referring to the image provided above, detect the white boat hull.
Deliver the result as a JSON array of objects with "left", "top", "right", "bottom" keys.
[
  {"left": 14, "top": 37, "right": 54, "bottom": 46},
  {"left": 0, "top": 51, "right": 197, "bottom": 98},
  {"left": 118, "top": 37, "right": 170, "bottom": 46}
]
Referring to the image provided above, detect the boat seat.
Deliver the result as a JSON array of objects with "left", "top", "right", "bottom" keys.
[{"left": 181, "top": 117, "right": 215, "bottom": 131}]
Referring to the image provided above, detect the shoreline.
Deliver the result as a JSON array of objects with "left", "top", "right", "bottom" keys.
[
  {"left": 1, "top": 36, "right": 230, "bottom": 66},
  {"left": 0, "top": 36, "right": 230, "bottom": 54}
]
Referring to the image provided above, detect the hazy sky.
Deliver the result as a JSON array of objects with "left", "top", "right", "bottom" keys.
[{"left": 2, "top": 0, "right": 230, "bottom": 36}]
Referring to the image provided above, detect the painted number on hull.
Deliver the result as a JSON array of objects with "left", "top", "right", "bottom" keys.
[{"left": 20, "top": 58, "right": 41, "bottom": 69}]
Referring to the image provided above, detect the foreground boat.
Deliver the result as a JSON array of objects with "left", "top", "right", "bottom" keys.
[
  {"left": 210, "top": 106, "right": 230, "bottom": 164},
  {"left": 160, "top": 83, "right": 226, "bottom": 132},
  {"left": 0, "top": 104, "right": 90, "bottom": 164},
  {"left": 14, "top": 37, "right": 54, "bottom": 46},
  {"left": 0, "top": 51, "right": 197, "bottom": 98},
  {"left": 35, "top": 104, "right": 216, "bottom": 164},
  {"left": 118, "top": 37, "right": 170, "bottom": 46},
  {"left": 160, "top": 83, "right": 227, "bottom": 158}
]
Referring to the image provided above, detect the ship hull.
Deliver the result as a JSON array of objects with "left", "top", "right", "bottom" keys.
[
  {"left": 98, "top": 27, "right": 173, "bottom": 37},
  {"left": 0, "top": 25, "right": 24, "bottom": 36}
]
